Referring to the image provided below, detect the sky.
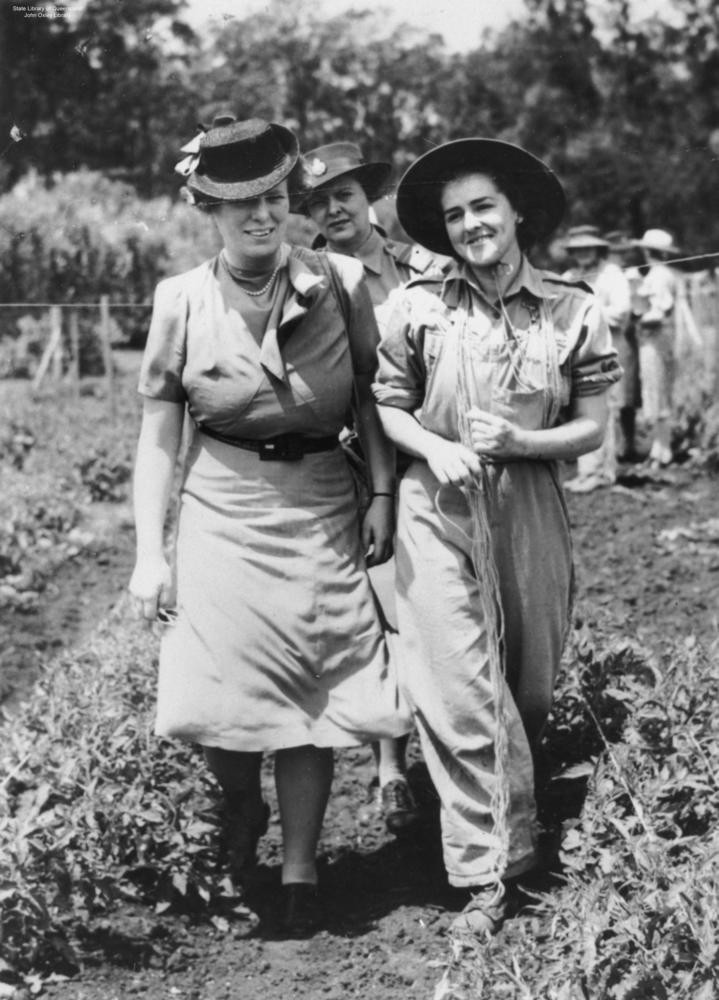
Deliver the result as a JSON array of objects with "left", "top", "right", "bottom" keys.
[
  {"left": 181, "top": 0, "right": 671, "bottom": 52},
  {"left": 181, "top": 0, "right": 528, "bottom": 52}
]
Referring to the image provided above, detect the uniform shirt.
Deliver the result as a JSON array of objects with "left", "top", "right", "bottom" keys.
[
  {"left": 314, "top": 227, "right": 447, "bottom": 335},
  {"left": 373, "top": 255, "right": 621, "bottom": 444},
  {"left": 564, "top": 259, "right": 631, "bottom": 333}
]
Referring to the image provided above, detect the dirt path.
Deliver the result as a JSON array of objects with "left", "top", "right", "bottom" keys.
[{"left": 14, "top": 463, "right": 716, "bottom": 1000}]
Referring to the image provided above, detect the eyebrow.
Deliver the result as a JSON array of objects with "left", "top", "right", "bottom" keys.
[{"left": 443, "top": 196, "right": 496, "bottom": 215}]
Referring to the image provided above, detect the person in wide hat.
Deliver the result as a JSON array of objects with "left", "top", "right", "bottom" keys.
[
  {"left": 129, "top": 114, "right": 411, "bottom": 937},
  {"left": 300, "top": 140, "right": 448, "bottom": 839},
  {"left": 372, "top": 138, "right": 621, "bottom": 934},
  {"left": 631, "top": 228, "right": 685, "bottom": 467}
]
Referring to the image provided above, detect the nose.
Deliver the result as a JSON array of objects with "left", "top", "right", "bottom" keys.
[
  {"left": 463, "top": 208, "right": 482, "bottom": 230},
  {"left": 328, "top": 195, "right": 343, "bottom": 215},
  {"left": 252, "top": 197, "right": 271, "bottom": 221}
]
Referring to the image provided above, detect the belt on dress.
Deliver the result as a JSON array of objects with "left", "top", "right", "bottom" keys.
[{"left": 199, "top": 426, "right": 339, "bottom": 461}]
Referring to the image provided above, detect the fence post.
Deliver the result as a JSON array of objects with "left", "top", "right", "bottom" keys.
[
  {"left": 32, "top": 306, "right": 62, "bottom": 392},
  {"left": 68, "top": 309, "right": 80, "bottom": 398},
  {"left": 99, "top": 295, "right": 116, "bottom": 423}
]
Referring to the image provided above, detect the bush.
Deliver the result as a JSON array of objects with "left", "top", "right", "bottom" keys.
[
  {"left": 438, "top": 633, "right": 719, "bottom": 1000},
  {"left": 0, "top": 169, "right": 321, "bottom": 366}
]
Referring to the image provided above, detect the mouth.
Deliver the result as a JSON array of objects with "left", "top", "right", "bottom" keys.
[
  {"left": 246, "top": 228, "right": 274, "bottom": 239},
  {"left": 465, "top": 232, "right": 493, "bottom": 246}
]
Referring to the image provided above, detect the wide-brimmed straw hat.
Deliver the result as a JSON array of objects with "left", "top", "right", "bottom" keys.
[
  {"left": 299, "top": 142, "right": 392, "bottom": 209},
  {"left": 563, "top": 225, "right": 609, "bottom": 251},
  {"left": 176, "top": 114, "right": 299, "bottom": 204},
  {"left": 633, "top": 228, "right": 679, "bottom": 255},
  {"left": 395, "top": 138, "right": 566, "bottom": 257}
]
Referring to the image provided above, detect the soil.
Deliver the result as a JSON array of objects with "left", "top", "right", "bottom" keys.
[{"left": 6, "top": 461, "right": 717, "bottom": 1000}]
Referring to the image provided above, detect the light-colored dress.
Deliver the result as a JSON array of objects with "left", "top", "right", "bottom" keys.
[
  {"left": 138, "top": 244, "right": 411, "bottom": 752},
  {"left": 373, "top": 257, "right": 620, "bottom": 887}
]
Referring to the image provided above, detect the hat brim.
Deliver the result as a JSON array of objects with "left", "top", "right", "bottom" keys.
[
  {"left": 633, "top": 238, "right": 680, "bottom": 255},
  {"left": 396, "top": 138, "right": 566, "bottom": 256},
  {"left": 187, "top": 123, "right": 299, "bottom": 203},
  {"left": 300, "top": 162, "right": 392, "bottom": 212},
  {"left": 565, "top": 238, "right": 609, "bottom": 250}
]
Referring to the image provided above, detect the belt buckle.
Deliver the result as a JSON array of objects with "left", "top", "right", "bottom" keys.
[{"left": 259, "top": 435, "right": 303, "bottom": 461}]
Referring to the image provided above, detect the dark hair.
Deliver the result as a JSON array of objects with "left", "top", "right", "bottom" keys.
[{"left": 415, "top": 159, "right": 549, "bottom": 253}]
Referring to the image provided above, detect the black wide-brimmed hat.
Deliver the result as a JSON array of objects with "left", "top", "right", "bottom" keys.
[
  {"left": 396, "top": 138, "right": 566, "bottom": 256},
  {"left": 299, "top": 142, "right": 392, "bottom": 210},
  {"left": 177, "top": 115, "right": 299, "bottom": 203}
]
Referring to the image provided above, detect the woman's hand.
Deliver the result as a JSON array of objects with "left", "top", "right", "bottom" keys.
[
  {"left": 425, "top": 437, "right": 481, "bottom": 486},
  {"left": 361, "top": 496, "right": 395, "bottom": 567},
  {"left": 468, "top": 406, "right": 527, "bottom": 460},
  {"left": 129, "top": 554, "right": 175, "bottom": 622}
]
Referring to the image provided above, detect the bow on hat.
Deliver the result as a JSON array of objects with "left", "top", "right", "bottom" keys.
[{"left": 175, "top": 125, "right": 208, "bottom": 177}]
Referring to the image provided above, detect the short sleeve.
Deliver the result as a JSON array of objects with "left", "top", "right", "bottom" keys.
[
  {"left": 372, "top": 289, "right": 427, "bottom": 411},
  {"left": 328, "top": 252, "right": 380, "bottom": 376},
  {"left": 137, "top": 276, "right": 188, "bottom": 401},
  {"left": 561, "top": 293, "right": 623, "bottom": 398}
]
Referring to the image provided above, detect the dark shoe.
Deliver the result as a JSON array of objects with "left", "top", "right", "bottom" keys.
[
  {"left": 450, "top": 884, "right": 507, "bottom": 935},
  {"left": 380, "top": 778, "right": 419, "bottom": 835},
  {"left": 219, "top": 799, "right": 270, "bottom": 882},
  {"left": 278, "top": 883, "right": 323, "bottom": 939}
]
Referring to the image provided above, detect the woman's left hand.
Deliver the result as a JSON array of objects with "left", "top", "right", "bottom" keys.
[
  {"left": 468, "top": 406, "right": 527, "bottom": 460},
  {"left": 361, "top": 496, "right": 395, "bottom": 567}
]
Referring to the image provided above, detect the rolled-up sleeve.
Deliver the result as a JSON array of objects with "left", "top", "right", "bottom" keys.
[
  {"left": 137, "top": 276, "right": 188, "bottom": 401},
  {"left": 561, "top": 294, "right": 623, "bottom": 398},
  {"left": 373, "top": 290, "right": 426, "bottom": 410}
]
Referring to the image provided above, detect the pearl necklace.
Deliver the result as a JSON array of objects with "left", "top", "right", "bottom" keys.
[{"left": 222, "top": 252, "right": 281, "bottom": 297}]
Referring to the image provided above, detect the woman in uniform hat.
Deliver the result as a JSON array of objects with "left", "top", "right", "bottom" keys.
[
  {"left": 372, "top": 138, "right": 621, "bottom": 933},
  {"left": 300, "top": 141, "right": 447, "bottom": 835},
  {"left": 128, "top": 115, "right": 410, "bottom": 937}
]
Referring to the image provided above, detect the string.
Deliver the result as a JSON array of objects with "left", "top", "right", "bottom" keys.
[{"left": 451, "top": 291, "right": 512, "bottom": 889}]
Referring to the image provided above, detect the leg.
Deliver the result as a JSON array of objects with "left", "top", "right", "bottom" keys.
[
  {"left": 204, "top": 747, "right": 268, "bottom": 879},
  {"left": 372, "top": 735, "right": 419, "bottom": 835},
  {"left": 274, "top": 745, "right": 333, "bottom": 937},
  {"left": 395, "top": 468, "right": 536, "bottom": 889},
  {"left": 275, "top": 745, "right": 333, "bottom": 886}
]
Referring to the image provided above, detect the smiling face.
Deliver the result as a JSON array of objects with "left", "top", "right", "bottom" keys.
[
  {"left": 305, "top": 175, "right": 373, "bottom": 254},
  {"left": 211, "top": 180, "right": 290, "bottom": 269},
  {"left": 440, "top": 172, "right": 522, "bottom": 273}
]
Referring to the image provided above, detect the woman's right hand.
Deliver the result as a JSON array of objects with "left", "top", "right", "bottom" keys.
[
  {"left": 425, "top": 438, "right": 481, "bottom": 486},
  {"left": 128, "top": 554, "right": 175, "bottom": 622}
]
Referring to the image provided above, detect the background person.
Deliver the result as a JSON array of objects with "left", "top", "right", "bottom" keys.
[
  {"left": 128, "top": 115, "right": 410, "bottom": 938},
  {"left": 604, "top": 230, "right": 643, "bottom": 461},
  {"left": 632, "top": 228, "right": 681, "bottom": 468},
  {"left": 301, "top": 141, "right": 447, "bottom": 836},
  {"left": 372, "top": 138, "right": 620, "bottom": 934},
  {"left": 561, "top": 225, "right": 631, "bottom": 492}
]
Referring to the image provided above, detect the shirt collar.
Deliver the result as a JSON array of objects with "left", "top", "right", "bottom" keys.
[
  {"left": 441, "top": 254, "right": 556, "bottom": 307},
  {"left": 352, "top": 227, "right": 386, "bottom": 276}
]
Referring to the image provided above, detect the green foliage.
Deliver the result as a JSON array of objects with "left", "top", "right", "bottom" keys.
[
  {"left": 0, "top": 378, "right": 139, "bottom": 607},
  {"left": 437, "top": 630, "right": 719, "bottom": 1000}
]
